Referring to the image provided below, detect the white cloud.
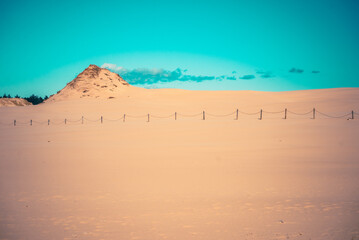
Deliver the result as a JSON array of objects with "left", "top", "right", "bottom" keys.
[
  {"left": 101, "top": 63, "right": 125, "bottom": 72},
  {"left": 101, "top": 63, "right": 217, "bottom": 84}
]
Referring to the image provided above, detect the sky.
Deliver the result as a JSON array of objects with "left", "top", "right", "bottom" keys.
[{"left": 0, "top": 0, "right": 359, "bottom": 97}]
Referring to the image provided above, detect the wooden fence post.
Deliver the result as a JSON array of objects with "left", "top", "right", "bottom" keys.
[
  {"left": 123, "top": 114, "right": 126, "bottom": 122},
  {"left": 65, "top": 119, "right": 67, "bottom": 124},
  {"left": 203, "top": 111, "right": 205, "bottom": 120},
  {"left": 101, "top": 116, "right": 103, "bottom": 123},
  {"left": 82, "top": 116, "right": 84, "bottom": 124},
  {"left": 175, "top": 112, "right": 177, "bottom": 120},
  {"left": 259, "top": 109, "right": 263, "bottom": 120},
  {"left": 352, "top": 110, "right": 354, "bottom": 119},
  {"left": 147, "top": 114, "right": 150, "bottom": 122},
  {"left": 48, "top": 119, "right": 50, "bottom": 125},
  {"left": 236, "top": 109, "right": 239, "bottom": 120},
  {"left": 284, "top": 108, "right": 287, "bottom": 119},
  {"left": 30, "top": 120, "right": 32, "bottom": 126},
  {"left": 313, "top": 108, "right": 316, "bottom": 119},
  {"left": 14, "top": 120, "right": 16, "bottom": 126}
]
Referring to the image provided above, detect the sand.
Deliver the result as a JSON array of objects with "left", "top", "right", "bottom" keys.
[
  {"left": 0, "top": 86, "right": 359, "bottom": 240},
  {"left": 0, "top": 98, "right": 31, "bottom": 107}
]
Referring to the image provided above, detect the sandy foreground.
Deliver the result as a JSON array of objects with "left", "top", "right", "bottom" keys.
[{"left": 0, "top": 88, "right": 359, "bottom": 240}]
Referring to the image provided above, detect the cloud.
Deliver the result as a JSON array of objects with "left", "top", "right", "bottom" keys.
[
  {"left": 240, "top": 75, "right": 255, "bottom": 80},
  {"left": 256, "top": 71, "right": 274, "bottom": 78},
  {"left": 261, "top": 73, "right": 274, "bottom": 78},
  {"left": 226, "top": 76, "right": 236, "bottom": 80},
  {"left": 102, "top": 63, "right": 259, "bottom": 84},
  {"left": 101, "top": 63, "right": 124, "bottom": 72},
  {"left": 215, "top": 75, "right": 226, "bottom": 81},
  {"left": 102, "top": 63, "right": 216, "bottom": 84},
  {"left": 289, "top": 67, "right": 304, "bottom": 73}
]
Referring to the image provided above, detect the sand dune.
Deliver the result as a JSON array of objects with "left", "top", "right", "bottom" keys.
[
  {"left": 0, "top": 67, "right": 358, "bottom": 240},
  {"left": 47, "top": 64, "right": 133, "bottom": 102},
  {"left": 0, "top": 98, "right": 31, "bottom": 107}
]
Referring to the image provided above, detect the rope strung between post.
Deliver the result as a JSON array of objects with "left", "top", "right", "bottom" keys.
[
  {"left": 103, "top": 117, "right": 124, "bottom": 121},
  {"left": 262, "top": 110, "right": 285, "bottom": 114},
  {"left": 32, "top": 120, "right": 48, "bottom": 124},
  {"left": 66, "top": 119, "right": 82, "bottom": 123},
  {"left": 126, "top": 114, "right": 148, "bottom": 118},
  {"left": 287, "top": 110, "right": 313, "bottom": 115},
  {"left": 66, "top": 122, "right": 82, "bottom": 125},
  {"left": 51, "top": 120, "right": 65, "bottom": 125},
  {"left": 206, "top": 111, "right": 237, "bottom": 117},
  {"left": 177, "top": 112, "right": 203, "bottom": 117},
  {"left": 316, "top": 111, "right": 352, "bottom": 119},
  {"left": 51, "top": 122, "right": 63, "bottom": 126},
  {"left": 151, "top": 113, "right": 175, "bottom": 119},
  {"left": 83, "top": 117, "right": 101, "bottom": 122},
  {"left": 14, "top": 120, "right": 30, "bottom": 124},
  {"left": 238, "top": 110, "right": 261, "bottom": 115}
]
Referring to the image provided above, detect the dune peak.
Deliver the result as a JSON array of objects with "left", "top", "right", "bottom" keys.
[{"left": 47, "top": 64, "right": 130, "bottom": 102}]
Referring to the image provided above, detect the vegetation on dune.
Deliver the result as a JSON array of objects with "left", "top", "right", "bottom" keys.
[{"left": 0, "top": 94, "right": 48, "bottom": 105}]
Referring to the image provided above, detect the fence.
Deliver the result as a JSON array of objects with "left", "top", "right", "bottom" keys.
[{"left": 1, "top": 108, "right": 358, "bottom": 127}]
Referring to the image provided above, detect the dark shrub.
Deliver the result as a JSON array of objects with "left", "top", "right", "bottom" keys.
[{"left": 24, "top": 94, "right": 44, "bottom": 105}]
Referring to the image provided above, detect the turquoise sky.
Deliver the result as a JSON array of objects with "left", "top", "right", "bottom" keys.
[{"left": 1, "top": 0, "right": 358, "bottom": 96}]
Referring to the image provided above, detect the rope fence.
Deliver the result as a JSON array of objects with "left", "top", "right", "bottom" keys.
[
  {"left": 1, "top": 108, "right": 358, "bottom": 127},
  {"left": 316, "top": 110, "right": 352, "bottom": 119}
]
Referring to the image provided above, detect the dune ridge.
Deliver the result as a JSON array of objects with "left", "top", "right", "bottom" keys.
[{"left": 0, "top": 98, "right": 32, "bottom": 107}]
